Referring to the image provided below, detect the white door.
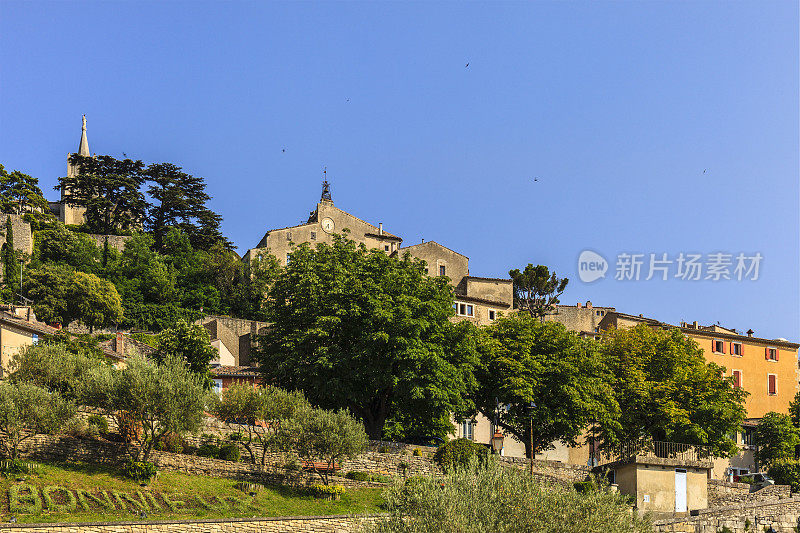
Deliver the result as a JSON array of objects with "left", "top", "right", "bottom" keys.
[{"left": 675, "top": 469, "right": 687, "bottom": 513}]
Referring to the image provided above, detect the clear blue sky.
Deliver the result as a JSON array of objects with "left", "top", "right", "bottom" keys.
[{"left": 1, "top": 1, "right": 797, "bottom": 340}]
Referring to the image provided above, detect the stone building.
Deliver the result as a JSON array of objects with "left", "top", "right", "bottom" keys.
[
  {"left": 0, "top": 213, "right": 33, "bottom": 257},
  {"left": 49, "top": 115, "right": 90, "bottom": 226},
  {"left": 245, "top": 182, "right": 513, "bottom": 328},
  {"left": 545, "top": 301, "right": 616, "bottom": 337}
]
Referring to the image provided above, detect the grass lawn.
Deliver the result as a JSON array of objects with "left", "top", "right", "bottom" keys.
[{"left": 0, "top": 461, "right": 385, "bottom": 524}]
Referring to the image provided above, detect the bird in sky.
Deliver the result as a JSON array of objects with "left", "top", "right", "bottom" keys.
[
  {"left": 465, "top": 62, "right": 469, "bottom": 68},
  {"left": 703, "top": 169, "right": 708, "bottom": 174},
  {"left": 533, "top": 177, "right": 539, "bottom": 182},
  {"left": 346, "top": 97, "right": 350, "bottom": 102},
  {"left": 282, "top": 148, "right": 286, "bottom": 153}
]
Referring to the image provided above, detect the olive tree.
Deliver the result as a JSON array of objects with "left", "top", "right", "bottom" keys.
[
  {"left": 363, "top": 459, "right": 651, "bottom": 533},
  {"left": 9, "top": 343, "right": 103, "bottom": 401},
  {"left": 211, "top": 383, "right": 309, "bottom": 467},
  {"left": 0, "top": 382, "right": 75, "bottom": 460},
  {"left": 84, "top": 355, "right": 207, "bottom": 462},
  {"left": 291, "top": 406, "right": 368, "bottom": 485}
]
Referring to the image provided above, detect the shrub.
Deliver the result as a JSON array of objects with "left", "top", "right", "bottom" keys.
[
  {"left": 65, "top": 418, "right": 98, "bottom": 439},
  {"left": 413, "top": 448, "right": 421, "bottom": 457},
  {"left": 87, "top": 414, "right": 109, "bottom": 434},
  {"left": 306, "top": 484, "right": 346, "bottom": 500},
  {"left": 378, "top": 446, "right": 390, "bottom": 453},
  {"left": 574, "top": 480, "right": 596, "bottom": 494},
  {"left": 228, "top": 432, "right": 243, "bottom": 442},
  {"left": 218, "top": 442, "right": 241, "bottom": 462},
  {"left": 123, "top": 460, "right": 157, "bottom": 482},
  {"left": 346, "top": 471, "right": 371, "bottom": 482},
  {"left": 197, "top": 443, "right": 220, "bottom": 458},
  {"left": 8, "top": 483, "right": 42, "bottom": 514},
  {"left": 769, "top": 461, "right": 800, "bottom": 492},
  {"left": 433, "top": 438, "right": 488, "bottom": 472},
  {"left": 155, "top": 432, "right": 184, "bottom": 454},
  {"left": 364, "top": 459, "right": 650, "bottom": 533},
  {"left": 371, "top": 474, "right": 390, "bottom": 483}
]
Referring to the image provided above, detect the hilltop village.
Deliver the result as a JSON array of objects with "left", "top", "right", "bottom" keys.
[{"left": 0, "top": 117, "right": 798, "bottom": 530}]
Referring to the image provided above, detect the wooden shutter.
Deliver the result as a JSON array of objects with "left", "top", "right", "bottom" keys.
[
  {"left": 768, "top": 375, "right": 777, "bottom": 395},
  {"left": 722, "top": 341, "right": 726, "bottom": 354},
  {"left": 733, "top": 370, "right": 740, "bottom": 388},
  {"left": 765, "top": 347, "right": 769, "bottom": 360},
  {"left": 776, "top": 348, "right": 780, "bottom": 361}
]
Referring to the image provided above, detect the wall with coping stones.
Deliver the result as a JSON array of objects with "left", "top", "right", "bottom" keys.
[
  {"left": 0, "top": 514, "right": 380, "bottom": 532},
  {"left": 654, "top": 496, "right": 800, "bottom": 533},
  {"left": 707, "top": 479, "right": 791, "bottom": 507}
]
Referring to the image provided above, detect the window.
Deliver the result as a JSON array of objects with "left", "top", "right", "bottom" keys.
[
  {"left": 742, "top": 428, "right": 754, "bottom": 446},
  {"left": 731, "top": 342, "right": 742, "bottom": 356},
  {"left": 712, "top": 339, "right": 725, "bottom": 354},
  {"left": 213, "top": 379, "right": 223, "bottom": 396},
  {"left": 455, "top": 302, "right": 474, "bottom": 317},
  {"left": 594, "top": 327, "right": 599, "bottom": 333},
  {"left": 732, "top": 370, "right": 741, "bottom": 389},
  {"left": 311, "top": 231, "right": 316, "bottom": 240},
  {"left": 488, "top": 310, "right": 496, "bottom": 321},
  {"left": 460, "top": 420, "right": 474, "bottom": 440},
  {"left": 424, "top": 267, "right": 429, "bottom": 275},
  {"left": 286, "top": 232, "right": 292, "bottom": 241},
  {"left": 596, "top": 310, "right": 601, "bottom": 316},
  {"left": 384, "top": 245, "right": 390, "bottom": 251},
  {"left": 768, "top": 374, "right": 777, "bottom": 395},
  {"left": 766, "top": 347, "right": 779, "bottom": 361},
  {"left": 439, "top": 265, "right": 446, "bottom": 276},
  {"left": 286, "top": 253, "right": 291, "bottom": 265}
]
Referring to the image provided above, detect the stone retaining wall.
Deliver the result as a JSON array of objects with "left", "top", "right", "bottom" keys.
[
  {"left": 654, "top": 496, "right": 800, "bottom": 533},
  {"left": 0, "top": 514, "right": 380, "bottom": 532}
]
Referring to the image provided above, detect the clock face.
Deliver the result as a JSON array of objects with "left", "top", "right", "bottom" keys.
[{"left": 321, "top": 217, "right": 335, "bottom": 233}]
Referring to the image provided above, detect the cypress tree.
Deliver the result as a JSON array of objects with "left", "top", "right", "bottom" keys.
[{"left": 3, "top": 216, "right": 20, "bottom": 301}]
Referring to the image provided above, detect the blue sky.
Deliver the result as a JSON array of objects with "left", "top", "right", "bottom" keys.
[{"left": 1, "top": 1, "right": 797, "bottom": 340}]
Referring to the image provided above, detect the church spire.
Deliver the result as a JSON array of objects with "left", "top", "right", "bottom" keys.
[{"left": 78, "top": 114, "right": 90, "bottom": 156}]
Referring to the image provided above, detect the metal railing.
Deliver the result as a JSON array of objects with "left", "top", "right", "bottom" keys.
[{"left": 598, "top": 440, "right": 713, "bottom": 465}]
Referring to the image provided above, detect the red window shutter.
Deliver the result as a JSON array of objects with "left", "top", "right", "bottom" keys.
[
  {"left": 776, "top": 348, "right": 780, "bottom": 361},
  {"left": 733, "top": 371, "right": 740, "bottom": 388},
  {"left": 740, "top": 343, "right": 744, "bottom": 356},
  {"left": 765, "top": 347, "right": 769, "bottom": 360},
  {"left": 768, "top": 375, "right": 776, "bottom": 395},
  {"left": 729, "top": 342, "right": 733, "bottom": 354},
  {"left": 712, "top": 340, "right": 717, "bottom": 353},
  {"left": 722, "top": 341, "right": 726, "bottom": 354}
]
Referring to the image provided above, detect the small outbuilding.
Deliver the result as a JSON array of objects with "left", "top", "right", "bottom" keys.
[{"left": 597, "top": 442, "right": 713, "bottom": 514}]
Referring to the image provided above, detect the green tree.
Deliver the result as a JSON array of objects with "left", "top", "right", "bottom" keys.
[
  {"left": 33, "top": 223, "right": 100, "bottom": 273},
  {"left": 111, "top": 232, "right": 175, "bottom": 306},
  {"left": 83, "top": 355, "right": 207, "bottom": 462},
  {"left": 599, "top": 324, "right": 747, "bottom": 457},
  {"left": 57, "top": 154, "right": 147, "bottom": 236},
  {"left": 253, "top": 235, "right": 477, "bottom": 440},
  {"left": 508, "top": 264, "right": 569, "bottom": 320},
  {"left": 291, "top": 405, "right": 368, "bottom": 485},
  {"left": 474, "top": 314, "right": 620, "bottom": 458},
  {"left": 2, "top": 216, "right": 21, "bottom": 301},
  {"left": 68, "top": 271, "right": 124, "bottom": 333},
  {"left": 23, "top": 264, "right": 73, "bottom": 325},
  {"left": 755, "top": 412, "right": 799, "bottom": 470},
  {"left": 789, "top": 391, "right": 800, "bottom": 428},
  {"left": 155, "top": 320, "right": 217, "bottom": 387},
  {"left": 145, "top": 163, "right": 230, "bottom": 251},
  {"left": 210, "top": 384, "right": 309, "bottom": 467},
  {"left": 365, "top": 459, "right": 651, "bottom": 533},
  {"left": 0, "top": 164, "right": 52, "bottom": 230},
  {"left": 9, "top": 344, "right": 104, "bottom": 401},
  {"left": 0, "top": 382, "right": 75, "bottom": 460}
]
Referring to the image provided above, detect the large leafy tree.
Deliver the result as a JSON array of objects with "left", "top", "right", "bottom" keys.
[
  {"left": 23, "top": 264, "right": 123, "bottom": 330},
  {"left": 508, "top": 264, "right": 569, "bottom": 320},
  {"left": 474, "top": 314, "right": 620, "bottom": 458},
  {"left": 33, "top": 222, "right": 101, "bottom": 274},
  {"left": 253, "top": 235, "right": 478, "bottom": 440},
  {"left": 145, "top": 163, "right": 229, "bottom": 251},
  {"left": 57, "top": 154, "right": 147, "bottom": 236},
  {"left": 155, "top": 320, "right": 217, "bottom": 388},
  {"left": 0, "top": 164, "right": 52, "bottom": 230},
  {"left": 110, "top": 232, "right": 175, "bottom": 306},
  {"left": 598, "top": 324, "right": 747, "bottom": 457},
  {"left": 755, "top": 412, "right": 799, "bottom": 470}
]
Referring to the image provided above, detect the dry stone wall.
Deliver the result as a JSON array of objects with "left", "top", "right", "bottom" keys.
[{"left": 654, "top": 497, "right": 800, "bottom": 533}]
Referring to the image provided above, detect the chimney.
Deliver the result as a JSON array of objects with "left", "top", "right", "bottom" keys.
[
  {"left": 379, "top": 223, "right": 383, "bottom": 236},
  {"left": 577, "top": 302, "right": 581, "bottom": 309},
  {"left": 692, "top": 321, "right": 699, "bottom": 329},
  {"left": 747, "top": 329, "right": 754, "bottom": 337},
  {"left": 115, "top": 332, "right": 124, "bottom": 355},
  {"left": 586, "top": 301, "right": 592, "bottom": 309}
]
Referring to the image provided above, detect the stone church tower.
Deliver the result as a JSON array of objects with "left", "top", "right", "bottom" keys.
[{"left": 51, "top": 115, "right": 90, "bottom": 225}]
